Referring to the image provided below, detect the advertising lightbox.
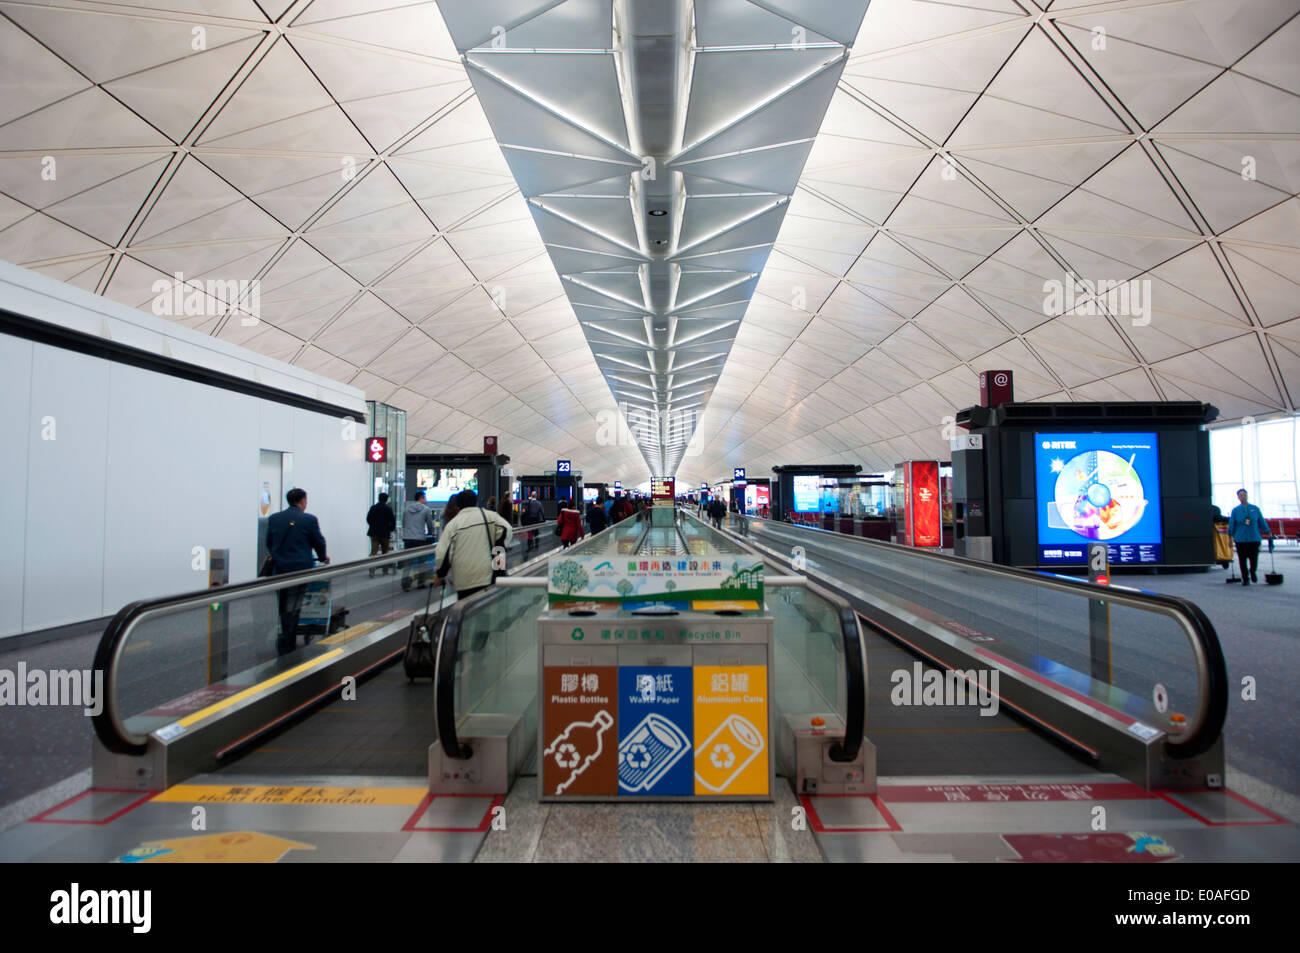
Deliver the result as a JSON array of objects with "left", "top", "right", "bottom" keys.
[
  {"left": 791, "top": 475, "right": 820, "bottom": 512},
  {"left": 417, "top": 467, "right": 478, "bottom": 503},
  {"left": 909, "top": 461, "right": 941, "bottom": 547},
  {"left": 1034, "top": 432, "right": 1162, "bottom": 565}
]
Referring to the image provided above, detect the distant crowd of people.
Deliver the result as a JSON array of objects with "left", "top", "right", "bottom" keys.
[{"left": 264, "top": 485, "right": 672, "bottom": 656}]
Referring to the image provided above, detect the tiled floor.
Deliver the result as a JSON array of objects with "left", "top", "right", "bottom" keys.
[
  {"left": 474, "top": 777, "right": 822, "bottom": 863},
  {"left": 1, "top": 770, "right": 1297, "bottom": 862}
]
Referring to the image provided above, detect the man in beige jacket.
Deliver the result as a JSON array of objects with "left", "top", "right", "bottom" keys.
[{"left": 434, "top": 489, "right": 514, "bottom": 601}]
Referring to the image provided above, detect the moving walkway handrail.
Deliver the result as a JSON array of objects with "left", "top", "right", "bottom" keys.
[
  {"left": 735, "top": 514, "right": 1228, "bottom": 758},
  {"left": 680, "top": 511, "right": 868, "bottom": 763},
  {"left": 433, "top": 559, "right": 868, "bottom": 765},
  {"left": 434, "top": 513, "right": 637, "bottom": 760},
  {"left": 91, "top": 520, "right": 557, "bottom": 755}
]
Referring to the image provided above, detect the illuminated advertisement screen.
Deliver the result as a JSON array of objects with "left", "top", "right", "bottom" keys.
[
  {"left": 744, "top": 485, "right": 769, "bottom": 510},
  {"left": 1035, "top": 432, "right": 1162, "bottom": 565},
  {"left": 417, "top": 467, "right": 478, "bottom": 503},
  {"left": 910, "top": 461, "right": 941, "bottom": 547},
  {"left": 583, "top": 487, "right": 599, "bottom": 502},
  {"left": 792, "top": 475, "right": 821, "bottom": 512}
]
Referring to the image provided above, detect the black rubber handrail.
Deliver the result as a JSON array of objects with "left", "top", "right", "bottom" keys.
[
  {"left": 91, "top": 521, "right": 560, "bottom": 755},
  {"left": 684, "top": 511, "right": 868, "bottom": 762},
  {"left": 742, "top": 515, "right": 1228, "bottom": 759},
  {"left": 434, "top": 596, "right": 477, "bottom": 760},
  {"left": 436, "top": 513, "right": 642, "bottom": 759},
  {"left": 811, "top": 581, "right": 866, "bottom": 763},
  {"left": 436, "top": 512, "right": 870, "bottom": 765}
]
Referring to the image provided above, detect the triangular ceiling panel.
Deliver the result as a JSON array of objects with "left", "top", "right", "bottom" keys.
[{"left": 0, "top": 0, "right": 1294, "bottom": 491}]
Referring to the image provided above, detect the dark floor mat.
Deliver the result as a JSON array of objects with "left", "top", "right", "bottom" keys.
[
  {"left": 214, "top": 659, "right": 434, "bottom": 777},
  {"left": 863, "top": 627, "right": 1097, "bottom": 777}
]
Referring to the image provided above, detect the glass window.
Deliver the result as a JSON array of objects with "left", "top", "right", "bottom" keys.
[
  {"left": 1209, "top": 427, "right": 1242, "bottom": 484},
  {"left": 1257, "top": 419, "right": 1296, "bottom": 482}
]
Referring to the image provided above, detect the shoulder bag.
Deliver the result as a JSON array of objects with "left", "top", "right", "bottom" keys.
[{"left": 482, "top": 511, "right": 505, "bottom": 582}]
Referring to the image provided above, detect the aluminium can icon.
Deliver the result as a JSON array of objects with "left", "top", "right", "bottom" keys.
[{"left": 694, "top": 713, "right": 765, "bottom": 793}]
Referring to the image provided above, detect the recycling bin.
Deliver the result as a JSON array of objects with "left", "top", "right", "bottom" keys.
[{"left": 537, "top": 610, "right": 775, "bottom": 802}]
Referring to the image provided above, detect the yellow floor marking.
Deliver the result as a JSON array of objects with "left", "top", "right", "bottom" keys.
[
  {"left": 316, "top": 620, "right": 386, "bottom": 646},
  {"left": 153, "top": 784, "right": 427, "bottom": 806},
  {"left": 120, "top": 831, "right": 313, "bottom": 863},
  {"left": 174, "top": 649, "right": 343, "bottom": 728}
]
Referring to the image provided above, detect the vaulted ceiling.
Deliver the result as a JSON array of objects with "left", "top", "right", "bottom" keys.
[{"left": 1, "top": 0, "right": 1297, "bottom": 487}]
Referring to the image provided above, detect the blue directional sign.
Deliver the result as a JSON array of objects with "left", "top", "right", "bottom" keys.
[
  {"left": 617, "top": 667, "right": 693, "bottom": 795},
  {"left": 733, "top": 467, "right": 746, "bottom": 484},
  {"left": 614, "top": 481, "right": 622, "bottom": 490},
  {"left": 557, "top": 460, "right": 571, "bottom": 474}
]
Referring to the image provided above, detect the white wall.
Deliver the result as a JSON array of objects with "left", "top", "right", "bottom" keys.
[{"left": 1, "top": 262, "right": 370, "bottom": 639}]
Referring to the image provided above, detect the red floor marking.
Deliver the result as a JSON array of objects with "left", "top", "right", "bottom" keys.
[
  {"left": 1153, "top": 788, "right": 1291, "bottom": 827},
  {"left": 30, "top": 788, "right": 158, "bottom": 826},
  {"left": 402, "top": 793, "right": 504, "bottom": 833},
  {"left": 800, "top": 793, "right": 902, "bottom": 833},
  {"left": 877, "top": 780, "right": 1153, "bottom": 803}
]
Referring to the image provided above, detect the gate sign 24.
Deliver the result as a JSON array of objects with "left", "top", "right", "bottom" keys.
[{"left": 557, "top": 460, "right": 571, "bottom": 474}]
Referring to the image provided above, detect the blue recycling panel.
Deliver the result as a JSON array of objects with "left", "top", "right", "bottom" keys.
[{"left": 617, "top": 666, "right": 693, "bottom": 795}]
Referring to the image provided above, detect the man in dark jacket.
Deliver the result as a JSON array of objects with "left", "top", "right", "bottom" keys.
[
  {"left": 708, "top": 497, "right": 726, "bottom": 529},
  {"left": 266, "top": 488, "right": 329, "bottom": 656},
  {"left": 366, "top": 492, "right": 396, "bottom": 576},
  {"left": 587, "top": 498, "right": 607, "bottom": 533},
  {"left": 521, "top": 491, "right": 544, "bottom": 551}
]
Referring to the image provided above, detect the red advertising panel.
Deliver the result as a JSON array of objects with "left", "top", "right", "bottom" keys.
[{"left": 909, "top": 460, "right": 941, "bottom": 547}]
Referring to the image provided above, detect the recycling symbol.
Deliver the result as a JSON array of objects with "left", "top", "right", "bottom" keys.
[
  {"left": 554, "top": 743, "right": 580, "bottom": 769},
  {"left": 709, "top": 743, "right": 735, "bottom": 769},
  {"left": 624, "top": 744, "right": 651, "bottom": 770}
]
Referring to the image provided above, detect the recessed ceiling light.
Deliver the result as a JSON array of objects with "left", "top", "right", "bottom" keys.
[
  {"left": 654, "top": 239, "right": 666, "bottom": 245},
  {"left": 648, "top": 209, "right": 667, "bottom": 217}
]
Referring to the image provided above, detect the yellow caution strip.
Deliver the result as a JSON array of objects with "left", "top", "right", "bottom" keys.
[
  {"left": 153, "top": 785, "right": 427, "bottom": 806},
  {"left": 692, "top": 600, "right": 760, "bottom": 611},
  {"left": 174, "top": 649, "right": 344, "bottom": 728},
  {"left": 316, "top": 620, "right": 386, "bottom": 646}
]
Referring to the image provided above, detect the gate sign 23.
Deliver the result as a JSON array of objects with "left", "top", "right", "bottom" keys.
[
  {"left": 557, "top": 460, "right": 571, "bottom": 474},
  {"left": 367, "top": 437, "right": 387, "bottom": 463}
]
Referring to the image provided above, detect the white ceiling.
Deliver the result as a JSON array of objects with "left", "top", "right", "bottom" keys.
[{"left": 1, "top": 0, "right": 1297, "bottom": 488}]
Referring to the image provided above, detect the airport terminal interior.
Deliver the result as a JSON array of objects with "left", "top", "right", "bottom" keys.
[{"left": 1, "top": 0, "right": 1299, "bottom": 866}]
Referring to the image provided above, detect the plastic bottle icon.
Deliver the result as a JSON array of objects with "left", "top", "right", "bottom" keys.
[{"left": 544, "top": 710, "right": 614, "bottom": 794}]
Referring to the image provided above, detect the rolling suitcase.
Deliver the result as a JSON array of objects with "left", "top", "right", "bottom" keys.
[{"left": 404, "top": 581, "right": 446, "bottom": 681}]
